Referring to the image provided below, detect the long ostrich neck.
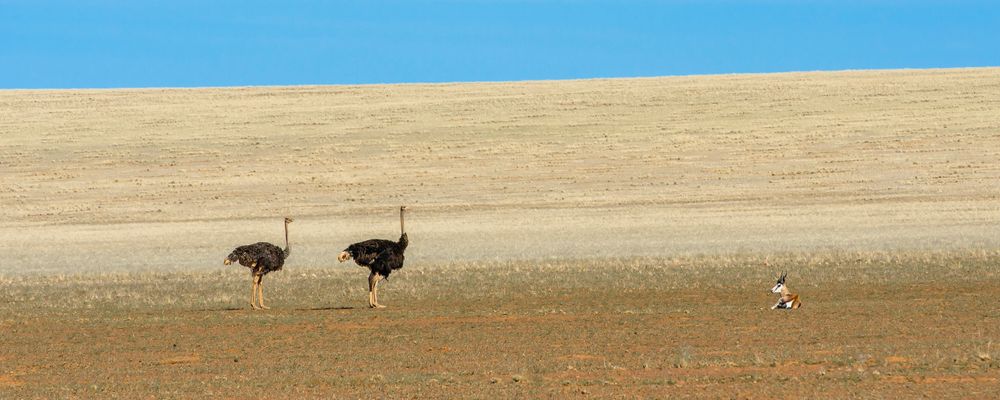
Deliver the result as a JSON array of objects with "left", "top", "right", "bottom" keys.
[
  {"left": 284, "top": 220, "right": 290, "bottom": 254},
  {"left": 400, "top": 209, "right": 406, "bottom": 236}
]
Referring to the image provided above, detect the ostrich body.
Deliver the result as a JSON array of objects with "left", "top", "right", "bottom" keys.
[
  {"left": 338, "top": 206, "right": 408, "bottom": 308},
  {"left": 224, "top": 217, "right": 293, "bottom": 310}
]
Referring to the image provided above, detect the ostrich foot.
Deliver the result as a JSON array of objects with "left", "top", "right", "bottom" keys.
[
  {"left": 250, "top": 303, "right": 261, "bottom": 310},
  {"left": 374, "top": 304, "right": 386, "bottom": 308},
  {"left": 258, "top": 304, "right": 271, "bottom": 310}
]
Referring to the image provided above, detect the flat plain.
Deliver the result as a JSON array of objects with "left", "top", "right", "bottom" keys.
[{"left": 1, "top": 68, "right": 999, "bottom": 398}]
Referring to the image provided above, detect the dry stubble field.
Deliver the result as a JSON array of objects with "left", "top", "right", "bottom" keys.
[{"left": 1, "top": 68, "right": 999, "bottom": 398}]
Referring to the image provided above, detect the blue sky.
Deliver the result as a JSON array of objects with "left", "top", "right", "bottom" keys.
[{"left": 1, "top": 1, "right": 998, "bottom": 88}]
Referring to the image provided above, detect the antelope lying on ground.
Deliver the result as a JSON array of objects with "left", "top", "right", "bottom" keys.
[{"left": 770, "top": 271, "right": 802, "bottom": 310}]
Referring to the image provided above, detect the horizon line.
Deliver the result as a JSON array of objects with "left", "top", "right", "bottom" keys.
[{"left": 2, "top": 65, "right": 997, "bottom": 92}]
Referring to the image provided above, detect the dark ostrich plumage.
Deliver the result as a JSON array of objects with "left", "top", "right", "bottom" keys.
[
  {"left": 341, "top": 234, "right": 408, "bottom": 278},
  {"left": 225, "top": 242, "right": 289, "bottom": 276},
  {"left": 224, "top": 217, "right": 292, "bottom": 310},
  {"left": 338, "top": 206, "right": 409, "bottom": 308}
]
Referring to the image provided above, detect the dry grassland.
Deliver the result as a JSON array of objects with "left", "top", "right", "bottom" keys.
[{"left": 1, "top": 68, "right": 999, "bottom": 398}]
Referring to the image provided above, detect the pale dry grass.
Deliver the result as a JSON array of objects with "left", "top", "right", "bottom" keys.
[
  {"left": 2, "top": 68, "right": 1000, "bottom": 276},
  {"left": 3, "top": 250, "right": 995, "bottom": 314},
  {"left": 3, "top": 68, "right": 1000, "bottom": 398}
]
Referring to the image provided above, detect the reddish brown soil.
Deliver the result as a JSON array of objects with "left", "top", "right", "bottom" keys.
[{"left": 3, "top": 259, "right": 998, "bottom": 399}]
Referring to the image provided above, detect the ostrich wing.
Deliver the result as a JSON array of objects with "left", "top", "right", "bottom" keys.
[
  {"left": 346, "top": 239, "right": 395, "bottom": 267},
  {"left": 375, "top": 248, "right": 405, "bottom": 271},
  {"left": 230, "top": 243, "right": 268, "bottom": 267}
]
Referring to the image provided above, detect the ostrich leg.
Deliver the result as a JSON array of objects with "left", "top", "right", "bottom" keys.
[
  {"left": 368, "top": 272, "right": 385, "bottom": 308},
  {"left": 249, "top": 274, "right": 261, "bottom": 310},
  {"left": 257, "top": 276, "right": 270, "bottom": 310},
  {"left": 367, "top": 272, "right": 375, "bottom": 308},
  {"left": 372, "top": 274, "right": 386, "bottom": 308}
]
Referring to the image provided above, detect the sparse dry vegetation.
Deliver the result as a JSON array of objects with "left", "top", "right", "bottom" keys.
[
  {"left": 2, "top": 253, "right": 998, "bottom": 398},
  {"left": 1, "top": 68, "right": 999, "bottom": 397}
]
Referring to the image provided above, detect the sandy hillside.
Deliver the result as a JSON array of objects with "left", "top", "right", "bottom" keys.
[{"left": 1, "top": 68, "right": 999, "bottom": 274}]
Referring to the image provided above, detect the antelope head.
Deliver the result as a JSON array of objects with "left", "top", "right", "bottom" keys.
[{"left": 771, "top": 271, "right": 788, "bottom": 294}]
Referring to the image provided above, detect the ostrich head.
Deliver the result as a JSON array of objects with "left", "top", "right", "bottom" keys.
[
  {"left": 224, "top": 249, "right": 241, "bottom": 266},
  {"left": 771, "top": 271, "right": 788, "bottom": 294}
]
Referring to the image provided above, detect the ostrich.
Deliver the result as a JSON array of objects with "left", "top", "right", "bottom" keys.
[
  {"left": 224, "top": 217, "right": 293, "bottom": 310},
  {"left": 338, "top": 206, "right": 408, "bottom": 308}
]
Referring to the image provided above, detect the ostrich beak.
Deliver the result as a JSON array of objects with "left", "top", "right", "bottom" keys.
[
  {"left": 337, "top": 251, "right": 350, "bottom": 262},
  {"left": 224, "top": 258, "right": 232, "bottom": 265}
]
